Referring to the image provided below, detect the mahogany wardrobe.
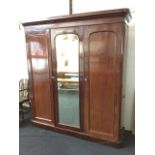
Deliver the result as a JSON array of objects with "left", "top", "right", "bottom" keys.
[{"left": 22, "top": 8, "right": 131, "bottom": 145}]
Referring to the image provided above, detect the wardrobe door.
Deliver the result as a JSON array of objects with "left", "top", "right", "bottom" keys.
[
  {"left": 51, "top": 27, "right": 84, "bottom": 131},
  {"left": 25, "top": 29, "right": 54, "bottom": 125},
  {"left": 83, "top": 23, "right": 124, "bottom": 142}
]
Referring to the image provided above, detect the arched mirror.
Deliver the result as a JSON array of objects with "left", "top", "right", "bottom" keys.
[{"left": 55, "top": 34, "right": 80, "bottom": 128}]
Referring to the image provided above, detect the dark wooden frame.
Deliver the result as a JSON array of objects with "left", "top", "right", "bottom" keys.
[
  {"left": 50, "top": 28, "right": 84, "bottom": 132},
  {"left": 23, "top": 8, "right": 131, "bottom": 145}
]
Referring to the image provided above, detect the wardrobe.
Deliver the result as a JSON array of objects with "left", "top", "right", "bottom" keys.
[{"left": 22, "top": 8, "right": 131, "bottom": 144}]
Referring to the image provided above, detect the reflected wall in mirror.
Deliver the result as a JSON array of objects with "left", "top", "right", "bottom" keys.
[{"left": 55, "top": 34, "right": 80, "bottom": 128}]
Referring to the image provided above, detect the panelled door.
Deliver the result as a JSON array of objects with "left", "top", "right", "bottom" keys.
[
  {"left": 25, "top": 29, "right": 54, "bottom": 125},
  {"left": 83, "top": 23, "right": 124, "bottom": 142},
  {"left": 50, "top": 27, "right": 84, "bottom": 131}
]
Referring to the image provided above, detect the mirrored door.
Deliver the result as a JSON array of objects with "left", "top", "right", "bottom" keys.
[{"left": 54, "top": 33, "right": 80, "bottom": 128}]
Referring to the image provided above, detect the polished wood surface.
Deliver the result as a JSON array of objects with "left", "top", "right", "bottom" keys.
[
  {"left": 50, "top": 27, "right": 84, "bottom": 131},
  {"left": 32, "top": 119, "right": 123, "bottom": 146},
  {"left": 83, "top": 23, "right": 124, "bottom": 142},
  {"left": 23, "top": 9, "right": 130, "bottom": 144},
  {"left": 26, "top": 30, "right": 53, "bottom": 125},
  {"left": 22, "top": 8, "right": 131, "bottom": 26},
  {"left": 89, "top": 31, "right": 116, "bottom": 135}
]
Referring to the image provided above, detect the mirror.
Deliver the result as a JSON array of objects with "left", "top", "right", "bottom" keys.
[{"left": 55, "top": 34, "right": 80, "bottom": 127}]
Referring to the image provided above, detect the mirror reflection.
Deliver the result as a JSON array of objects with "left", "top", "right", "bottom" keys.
[{"left": 55, "top": 34, "right": 80, "bottom": 127}]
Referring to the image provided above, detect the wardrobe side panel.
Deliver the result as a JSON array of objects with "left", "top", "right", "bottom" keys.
[{"left": 25, "top": 29, "right": 53, "bottom": 125}]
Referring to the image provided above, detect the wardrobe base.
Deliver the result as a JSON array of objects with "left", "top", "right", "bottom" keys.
[{"left": 32, "top": 119, "right": 124, "bottom": 147}]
